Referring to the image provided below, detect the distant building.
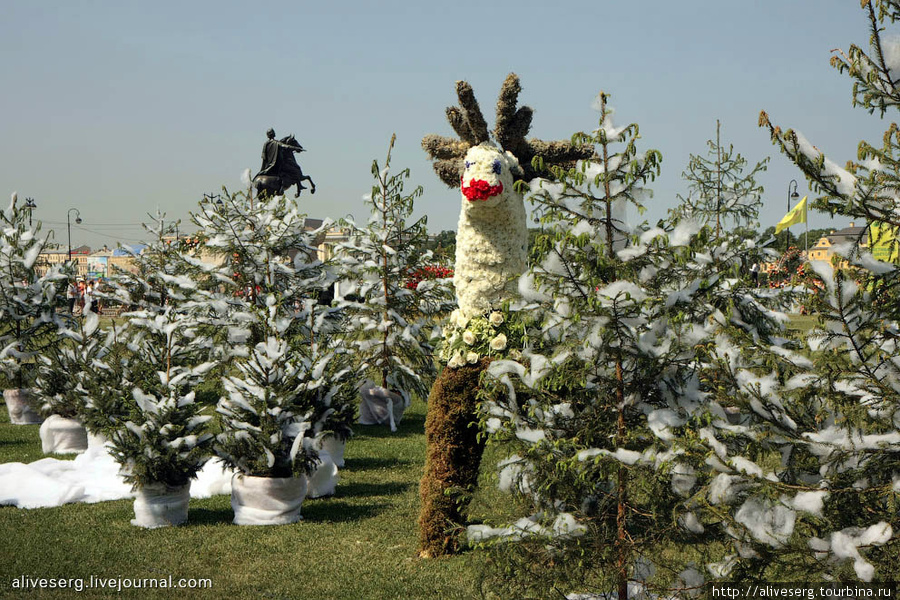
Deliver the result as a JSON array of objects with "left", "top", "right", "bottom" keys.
[
  {"left": 33, "top": 217, "right": 349, "bottom": 282},
  {"left": 807, "top": 222, "right": 867, "bottom": 267},
  {"left": 109, "top": 245, "right": 146, "bottom": 276},
  {"left": 314, "top": 219, "right": 353, "bottom": 262},
  {"left": 760, "top": 222, "right": 869, "bottom": 278},
  {"left": 35, "top": 245, "right": 91, "bottom": 278}
]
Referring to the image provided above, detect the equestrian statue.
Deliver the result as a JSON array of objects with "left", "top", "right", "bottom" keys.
[{"left": 253, "top": 128, "right": 316, "bottom": 198}]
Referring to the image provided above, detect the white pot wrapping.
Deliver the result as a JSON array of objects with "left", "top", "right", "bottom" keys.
[
  {"left": 306, "top": 449, "right": 338, "bottom": 499},
  {"left": 316, "top": 435, "right": 347, "bottom": 468},
  {"left": 4, "top": 389, "right": 43, "bottom": 425},
  {"left": 359, "top": 381, "right": 406, "bottom": 432},
  {"left": 39, "top": 415, "right": 88, "bottom": 454},
  {"left": 231, "top": 473, "right": 307, "bottom": 526},
  {"left": 131, "top": 481, "right": 191, "bottom": 528},
  {"left": 87, "top": 431, "right": 109, "bottom": 450}
]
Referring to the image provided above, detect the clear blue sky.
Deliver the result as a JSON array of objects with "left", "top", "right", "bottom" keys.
[{"left": 0, "top": 1, "right": 889, "bottom": 249}]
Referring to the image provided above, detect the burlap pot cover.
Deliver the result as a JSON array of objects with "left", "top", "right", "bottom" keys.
[
  {"left": 131, "top": 481, "right": 191, "bottom": 528},
  {"left": 316, "top": 435, "right": 346, "bottom": 468},
  {"left": 306, "top": 448, "right": 338, "bottom": 499},
  {"left": 3, "top": 389, "right": 43, "bottom": 425},
  {"left": 359, "top": 382, "right": 406, "bottom": 432},
  {"left": 39, "top": 415, "right": 88, "bottom": 454},
  {"left": 231, "top": 473, "right": 307, "bottom": 526}
]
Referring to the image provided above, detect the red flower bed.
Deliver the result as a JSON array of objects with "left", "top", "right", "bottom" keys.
[{"left": 405, "top": 265, "right": 453, "bottom": 290}]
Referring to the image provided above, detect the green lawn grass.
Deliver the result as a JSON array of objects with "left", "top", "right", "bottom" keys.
[
  {"left": 786, "top": 313, "right": 821, "bottom": 333},
  {"left": 0, "top": 399, "right": 512, "bottom": 600}
]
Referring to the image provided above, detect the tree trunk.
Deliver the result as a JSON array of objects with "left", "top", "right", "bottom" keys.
[{"left": 418, "top": 359, "right": 489, "bottom": 557}]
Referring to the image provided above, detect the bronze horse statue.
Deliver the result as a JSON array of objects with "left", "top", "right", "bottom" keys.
[{"left": 253, "top": 134, "right": 316, "bottom": 199}]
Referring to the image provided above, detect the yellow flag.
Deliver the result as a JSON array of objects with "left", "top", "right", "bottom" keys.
[{"left": 775, "top": 196, "right": 807, "bottom": 233}]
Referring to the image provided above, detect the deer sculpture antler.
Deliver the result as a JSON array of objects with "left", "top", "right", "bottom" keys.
[{"left": 422, "top": 73, "right": 595, "bottom": 187}]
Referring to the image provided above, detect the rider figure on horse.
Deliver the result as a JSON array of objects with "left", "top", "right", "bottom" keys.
[{"left": 255, "top": 128, "right": 315, "bottom": 197}]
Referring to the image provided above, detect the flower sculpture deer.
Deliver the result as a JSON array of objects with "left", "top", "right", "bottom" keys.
[{"left": 417, "top": 73, "right": 594, "bottom": 557}]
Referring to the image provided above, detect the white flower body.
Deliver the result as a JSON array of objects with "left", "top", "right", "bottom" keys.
[{"left": 454, "top": 143, "right": 527, "bottom": 319}]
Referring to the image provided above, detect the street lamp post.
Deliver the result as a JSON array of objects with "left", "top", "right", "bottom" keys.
[
  {"left": 204, "top": 193, "right": 225, "bottom": 219},
  {"left": 24, "top": 197, "right": 36, "bottom": 227},
  {"left": 786, "top": 179, "right": 800, "bottom": 250},
  {"left": 67, "top": 208, "right": 82, "bottom": 263}
]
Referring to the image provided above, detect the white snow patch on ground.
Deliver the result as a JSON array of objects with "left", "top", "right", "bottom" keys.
[{"left": 0, "top": 445, "right": 236, "bottom": 509}]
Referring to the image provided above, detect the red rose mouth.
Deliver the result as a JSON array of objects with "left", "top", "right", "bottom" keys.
[{"left": 461, "top": 178, "right": 503, "bottom": 201}]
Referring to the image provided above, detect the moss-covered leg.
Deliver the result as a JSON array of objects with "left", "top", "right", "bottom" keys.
[{"left": 417, "top": 359, "right": 489, "bottom": 557}]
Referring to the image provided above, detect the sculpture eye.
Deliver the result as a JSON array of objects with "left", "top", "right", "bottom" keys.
[
  {"left": 465, "top": 161, "right": 473, "bottom": 169},
  {"left": 492, "top": 159, "right": 501, "bottom": 174}
]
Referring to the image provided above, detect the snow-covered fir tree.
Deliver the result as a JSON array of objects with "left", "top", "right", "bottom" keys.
[
  {"left": 35, "top": 312, "right": 107, "bottom": 422},
  {"left": 56, "top": 316, "right": 132, "bottom": 437},
  {"left": 101, "top": 216, "right": 216, "bottom": 489},
  {"left": 682, "top": 269, "right": 899, "bottom": 583},
  {"left": 695, "top": 0, "right": 900, "bottom": 581},
  {"left": 0, "top": 193, "right": 68, "bottom": 392},
  {"left": 189, "top": 187, "right": 356, "bottom": 477},
  {"left": 103, "top": 215, "right": 215, "bottom": 387},
  {"left": 335, "top": 135, "right": 450, "bottom": 410},
  {"left": 107, "top": 368, "right": 214, "bottom": 490},
  {"left": 36, "top": 218, "right": 185, "bottom": 438},
  {"left": 473, "top": 93, "right": 788, "bottom": 599}
]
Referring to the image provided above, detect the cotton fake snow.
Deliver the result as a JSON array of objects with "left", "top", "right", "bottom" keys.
[
  {"left": 497, "top": 456, "right": 532, "bottom": 495},
  {"left": 734, "top": 498, "right": 795, "bottom": 546},
  {"left": 709, "top": 473, "right": 738, "bottom": 505},
  {"left": 679, "top": 511, "right": 705, "bottom": 533},
  {"left": 0, "top": 448, "right": 237, "bottom": 509},
  {"left": 467, "top": 512, "right": 585, "bottom": 543},
  {"left": 0, "top": 445, "right": 130, "bottom": 508},
  {"left": 670, "top": 463, "right": 697, "bottom": 497},
  {"left": 830, "top": 522, "right": 893, "bottom": 582},
  {"left": 191, "top": 459, "right": 235, "bottom": 498},
  {"left": 0, "top": 462, "right": 87, "bottom": 508},
  {"left": 647, "top": 408, "right": 684, "bottom": 442},
  {"left": 791, "top": 490, "right": 828, "bottom": 517}
]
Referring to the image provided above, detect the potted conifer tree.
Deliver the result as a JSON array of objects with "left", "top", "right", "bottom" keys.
[
  {"left": 33, "top": 309, "right": 119, "bottom": 453},
  {"left": 102, "top": 216, "right": 216, "bottom": 528},
  {"left": 109, "top": 384, "right": 213, "bottom": 528},
  {"left": 189, "top": 187, "right": 355, "bottom": 523},
  {"left": 35, "top": 348, "right": 89, "bottom": 454},
  {"left": 216, "top": 337, "right": 353, "bottom": 523},
  {"left": 335, "top": 135, "right": 451, "bottom": 434},
  {"left": 0, "top": 193, "right": 68, "bottom": 425}
]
